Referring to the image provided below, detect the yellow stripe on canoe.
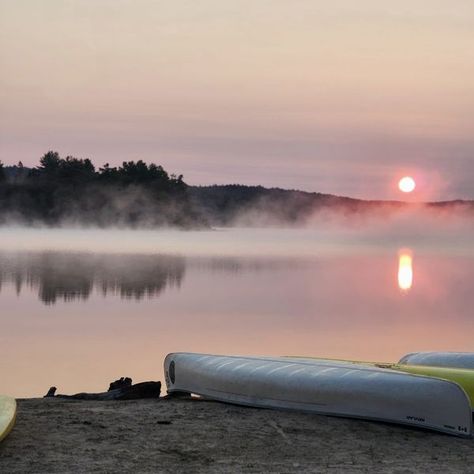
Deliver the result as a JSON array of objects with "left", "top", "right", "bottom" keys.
[
  {"left": 0, "top": 395, "right": 17, "bottom": 442},
  {"left": 288, "top": 356, "right": 474, "bottom": 409}
]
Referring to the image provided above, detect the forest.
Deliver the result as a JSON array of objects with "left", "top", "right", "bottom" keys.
[{"left": 0, "top": 152, "right": 195, "bottom": 227}]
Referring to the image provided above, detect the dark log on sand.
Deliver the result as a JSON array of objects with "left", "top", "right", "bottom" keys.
[{"left": 44, "top": 378, "right": 161, "bottom": 400}]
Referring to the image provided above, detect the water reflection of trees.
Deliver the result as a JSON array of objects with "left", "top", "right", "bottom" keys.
[{"left": 0, "top": 252, "right": 185, "bottom": 304}]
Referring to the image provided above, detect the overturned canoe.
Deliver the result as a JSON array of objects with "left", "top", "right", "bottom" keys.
[
  {"left": 164, "top": 353, "right": 472, "bottom": 437},
  {"left": 0, "top": 395, "right": 16, "bottom": 442},
  {"left": 399, "top": 352, "right": 474, "bottom": 370}
]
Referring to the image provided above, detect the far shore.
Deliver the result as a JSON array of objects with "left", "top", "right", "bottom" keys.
[{"left": 0, "top": 398, "right": 472, "bottom": 473}]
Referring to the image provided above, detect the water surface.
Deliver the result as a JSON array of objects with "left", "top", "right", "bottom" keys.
[{"left": 1, "top": 227, "right": 473, "bottom": 397}]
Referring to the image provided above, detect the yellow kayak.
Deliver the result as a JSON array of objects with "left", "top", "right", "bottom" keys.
[
  {"left": 288, "top": 356, "right": 474, "bottom": 410},
  {"left": 0, "top": 395, "right": 17, "bottom": 442}
]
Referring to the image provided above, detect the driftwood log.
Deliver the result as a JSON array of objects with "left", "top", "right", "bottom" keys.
[{"left": 44, "top": 377, "right": 161, "bottom": 400}]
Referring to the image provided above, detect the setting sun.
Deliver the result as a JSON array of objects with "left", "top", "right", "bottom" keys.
[{"left": 398, "top": 176, "right": 416, "bottom": 193}]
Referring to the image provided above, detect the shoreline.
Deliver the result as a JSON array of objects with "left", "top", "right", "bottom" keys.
[{"left": 1, "top": 398, "right": 472, "bottom": 473}]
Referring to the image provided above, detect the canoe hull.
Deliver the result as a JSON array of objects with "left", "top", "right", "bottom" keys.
[
  {"left": 387, "top": 364, "right": 474, "bottom": 410},
  {"left": 164, "top": 353, "right": 472, "bottom": 437},
  {"left": 286, "top": 356, "right": 474, "bottom": 411},
  {"left": 399, "top": 352, "right": 474, "bottom": 370}
]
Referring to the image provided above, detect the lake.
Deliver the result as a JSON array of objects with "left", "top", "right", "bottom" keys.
[{"left": 1, "top": 223, "right": 473, "bottom": 397}]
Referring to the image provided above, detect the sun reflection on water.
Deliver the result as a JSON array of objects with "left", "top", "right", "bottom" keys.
[{"left": 398, "top": 249, "right": 413, "bottom": 291}]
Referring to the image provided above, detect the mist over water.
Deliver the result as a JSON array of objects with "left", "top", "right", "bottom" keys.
[
  {"left": 0, "top": 215, "right": 473, "bottom": 397},
  {"left": 1, "top": 205, "right": 474, "bottom": 257}
]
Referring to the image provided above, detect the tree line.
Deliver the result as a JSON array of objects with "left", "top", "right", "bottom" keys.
[
  {"left": 0, "top": 151, "right": 197, "bottom": 227},
  {"left": 1, "top": 151, "right": 184, "bottom": 188}
]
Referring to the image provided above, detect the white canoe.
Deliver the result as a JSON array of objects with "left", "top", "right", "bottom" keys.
[
  {"left": 399, "top": 352, "right": 474, "bottom": 370},
  {"left": 164, "top": 353, "right": 472, "bottom": 437}
]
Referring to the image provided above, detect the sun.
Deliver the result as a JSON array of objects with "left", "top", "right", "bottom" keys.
[{"left": 398, "top": 176, "right": 416, "bottom": 193}]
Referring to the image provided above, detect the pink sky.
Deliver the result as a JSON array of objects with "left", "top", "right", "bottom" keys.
[{"left": 1, "top": 1, "right": 473, "bottom": 199}]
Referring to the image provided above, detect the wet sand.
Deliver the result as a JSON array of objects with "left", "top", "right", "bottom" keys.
[{"left": 0, "top": 398, "right": 473, "bottom": 473}]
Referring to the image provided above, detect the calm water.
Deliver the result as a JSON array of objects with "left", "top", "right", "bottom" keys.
[{"left": 1, "top": 226, "right": 473, "bottom": 397}]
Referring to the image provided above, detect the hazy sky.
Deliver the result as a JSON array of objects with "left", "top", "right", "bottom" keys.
[{"left": 1, "top": 1, "right": 473, "bottom": 199}]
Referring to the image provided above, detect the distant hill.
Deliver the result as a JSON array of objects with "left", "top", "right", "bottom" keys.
[
  {"left": 0, "top": 154, "right": 472, "bottom": 228},
  {"left": 188, "top": 185, "right": 474, "bottom": 226}
]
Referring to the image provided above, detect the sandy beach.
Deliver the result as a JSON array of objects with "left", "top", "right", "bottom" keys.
[{"left": 0, "top": 397, "right": 472, "bottom": 473}]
